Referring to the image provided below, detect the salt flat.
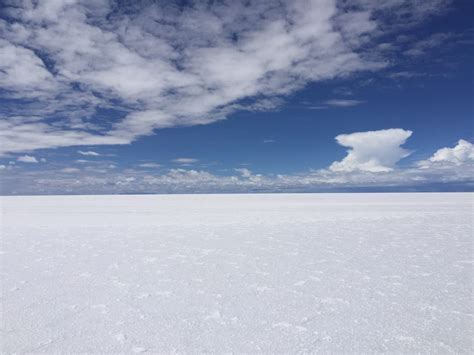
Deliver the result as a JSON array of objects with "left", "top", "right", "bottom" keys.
[{"left": 1, "top": 193, "right": 472, "bottom": 353}]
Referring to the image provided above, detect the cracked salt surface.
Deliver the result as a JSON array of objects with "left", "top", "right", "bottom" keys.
[{"left": 1, "top": 193, "right": 472, "bottom": 353}]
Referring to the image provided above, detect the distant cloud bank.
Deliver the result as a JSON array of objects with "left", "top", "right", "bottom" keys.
[{"left": 2, "top": 129, "right": 472, "bottom": 194}]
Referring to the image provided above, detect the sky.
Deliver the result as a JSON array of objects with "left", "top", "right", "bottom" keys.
[{"left": 0, "top": 0, "right": 473, "bottom": 195}]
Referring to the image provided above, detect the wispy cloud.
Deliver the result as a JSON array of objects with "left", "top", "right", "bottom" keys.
[
  {"left": 324, "top": 99, "right": 366, "bottom": 107},
  {"left": 389, "top": 71, "right": 425, "bottom": 79},
  {"left": 332, "top": 87, "right": 354, "bottom": 96},
  {"left": 172, "top": 158, "right": 199, "bottom": 165},
  {"left": 0, "top": 0, "right": 450, "bottom": 155},
  {"left": 307, "top": 106, "right": 329, "bottom": 110},
  {"left": 403, "top": 32, "right": 453, "bottom": 57},
  {"left": 78, "top": 151, "right": 100, "bottom": 156},
  {"left": 138, "top": 163, "right": 162, "bottom": 169},
  {"left": 60, "top": 167, "right": 80, "bottom": 174}
]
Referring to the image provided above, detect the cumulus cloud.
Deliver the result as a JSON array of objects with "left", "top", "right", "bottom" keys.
[
  {"left": 429, "top": 139, "right": 474, "bottom": 164},
  {"left": 235, "top": 168, "right": 253, "bottom": 178},
  {"left": 3, "top": 157, "right": 472, "bottom": 195},
  {"left": 419, "top": 139, "right": 474, "bottom": 167},
  {"left": 235, "top": 168, "right": 263, "bottom": 183},
  {"left": 3, "top": 134, "right": 473, "bottom": 194},
  {"left": 0, "top": 0, "right": 450, "bottom": 155},
  {"left": 17, "top": 155, "right": 38, "bottom": 163},
  {"left": 78, "top": 151, "right": 100, "bottom": 156},
  {"left": 329, "top": 129, "right": 413, "bottom": 172}
]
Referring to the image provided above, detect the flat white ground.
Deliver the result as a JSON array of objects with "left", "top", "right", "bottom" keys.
[{"left": 1, "top": 193, "right": 472, "bottom": 353}]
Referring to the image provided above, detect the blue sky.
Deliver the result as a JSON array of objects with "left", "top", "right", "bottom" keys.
[{"left": 0, "top": 0, "right": 473, "bottom": 194}]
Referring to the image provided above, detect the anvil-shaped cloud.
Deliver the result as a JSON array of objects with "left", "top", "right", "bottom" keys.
[{"left": 330, "top": 129, "right": 413, "bottom": 172}]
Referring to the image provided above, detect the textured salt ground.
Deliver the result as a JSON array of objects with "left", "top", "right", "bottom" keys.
[{"left": 1, "top": 193, "right": 472, "bottom": 353}]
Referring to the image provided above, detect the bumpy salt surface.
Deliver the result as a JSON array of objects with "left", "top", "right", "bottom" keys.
[{"left": 1, "top": 193, "right": 472, "bottom": 353}]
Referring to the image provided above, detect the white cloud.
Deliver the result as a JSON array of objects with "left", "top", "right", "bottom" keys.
[
  {"left": 4, "top": 160, "right": 471, "bottom": 195},
  {"left": 172, "top": 158, "right": 199, "bottom": 165},
  {"left": 308, "top": 106, "right": 329, "bottom": 110},
  {"left": 60, "top": 167, "right": 80, "bottom": 173},
  {"left": 389, "top": 71, "right": 424, "bottom": 79},
  {"left": 2, "top": 135, "right": 473, "bottom": 195},
  {"left": 234, "top": 168, "right": 263, "bottom": 182},
  {"left": 235, "top": 168, "right": 253, "bottom": 178},
  {"left": 419, "top": 139, "right": 474, "bottom": 167},
  {"left": 263, "top": 139, "right": 275, "bottom": 143},
  {"left": 0, "top": 39, "right": 59, "bottom": 97},
  {"left": 332, "top": 87, "right": 354, "bottom": 96},
  {"left": 78, "top": 151, "right": 100, "bottom": 156},
  {"left": 0, "top": 121, "right": 127, "bottom": 156},
  {"left": 138, "top": 163, "right": 161, "bottom": 168},
  {"left": 0, "top": 0, "right": 448, "bottom": 155},
  {"left": 0, "top": 164, "right": 5, "bottom": 170},
  {"left": 429, "top": 139, "right": 474, "bottom": 164},
  {"left": 325, "top": 99, "right": 365, "bottom": 107},
  {"left": 17, "top": 155, "right": 38, "bottom": 163},
  {"left": 403, "top": 32, "right": 452, "bottom": 57},
  {"left": 115, "top": 177, "right": 136, "bottom": 186},
  {"left": 329, "top": 129, "right": 413, "bottom": 172}
]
